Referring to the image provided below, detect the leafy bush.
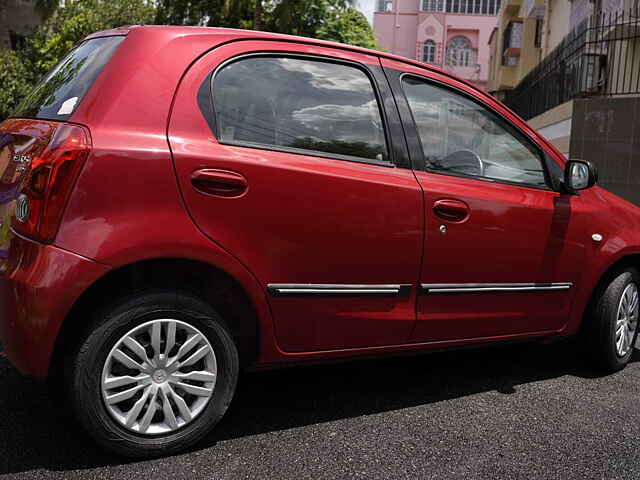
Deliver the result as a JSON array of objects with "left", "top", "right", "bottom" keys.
[{"left": 0, "top": 50, "right": 35, "bottom": 120}]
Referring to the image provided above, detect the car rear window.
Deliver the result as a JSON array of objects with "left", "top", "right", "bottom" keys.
[
  {"left": 14, "top": 36, "right": 124, "bottom": 121},
  {"left": 212, "top": 56, "right": 388, "bottom": 164}
]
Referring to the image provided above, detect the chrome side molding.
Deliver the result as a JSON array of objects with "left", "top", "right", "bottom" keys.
[
  {"left": 267, "top": 284, "right": 412, "bottom": 296},
  {"left": 267, "top": 283, "right": 573, "bottom": 296},
  {"left": 421, "top": 283, "right": 573, "bottom": 294}
]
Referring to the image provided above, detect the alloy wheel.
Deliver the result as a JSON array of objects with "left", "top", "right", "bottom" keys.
[
  {"left": 101, "top": 319, "right": 217, "bottom": 435},
  {"left": 615, "top": 283, "right": 639, "bottom": 357}
]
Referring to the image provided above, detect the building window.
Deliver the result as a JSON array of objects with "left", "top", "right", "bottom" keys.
[
  {"left": 502, "top": 20, "right": 523, "bottom": 65},
  {"left": 423, "top": 40, "right": 437, "bottom": 64},
  {"left": 439, "top": 0, "right": 500, "bottom": 14},
  {"left": 377, "top": 0, "right": 393, "bottom": 11},
  {"left": 446, "top": 36, "right": 475, "bottom": 67},
  {"left": 422, "top": 0, "right": 444, "bottom": 11}
]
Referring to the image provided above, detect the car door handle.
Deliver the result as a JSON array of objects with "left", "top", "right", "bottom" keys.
[
  {"left": 190, "top": 169, "right": 248, "bottom": 197},
  {"left": 433, "top": 199, "right": 470, "bottom": 222}
]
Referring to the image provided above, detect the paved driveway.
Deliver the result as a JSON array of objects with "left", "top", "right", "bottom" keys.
[{"left": 1, "top": 340, "right": 639, "bottom": 479}]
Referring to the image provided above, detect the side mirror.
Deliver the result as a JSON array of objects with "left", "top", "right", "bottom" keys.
[{"left": 564, "top": 159, "right": 597, "bottom": 193}]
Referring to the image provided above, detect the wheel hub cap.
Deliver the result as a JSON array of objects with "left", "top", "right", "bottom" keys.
[
  {"left": 152, "top": 369, "right": 168, "bottom": 383},
  {"left": 101, "top": 319, "right": 217, "bottom": 435},
  {"left": 616, "top": 283, "right": 639, "bottom": 357}
]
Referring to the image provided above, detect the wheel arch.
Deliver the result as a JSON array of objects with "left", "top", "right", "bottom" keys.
[
  {"left": 577, "top": 253, "right": 640, "bottom": 335},
  {"left": 49, "top": 257, "right": 262, "bottom": 380}
]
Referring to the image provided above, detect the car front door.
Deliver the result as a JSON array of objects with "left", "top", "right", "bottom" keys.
[
  {"left": 382, "top": 58, "right": 589, "bottom": 343},
  {"left": 168, "top": 42, "right": 423, "bottom": 352}
]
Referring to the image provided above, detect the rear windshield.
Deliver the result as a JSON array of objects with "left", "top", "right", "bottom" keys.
[{"left": 14, "top": 36, "right": 124, "bottom": 121}]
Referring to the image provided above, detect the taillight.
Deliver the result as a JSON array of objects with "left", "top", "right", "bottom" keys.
[{"left": 12, "top": 124, "right": 91, "bottom": 243}]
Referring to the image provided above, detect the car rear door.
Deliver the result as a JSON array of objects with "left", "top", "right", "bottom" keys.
[
  {"left": 168, "top": 42, "right": 423, "bottom": 352},
  {"left": 381, "top": 57, "right": 589, "bottom": 342}
]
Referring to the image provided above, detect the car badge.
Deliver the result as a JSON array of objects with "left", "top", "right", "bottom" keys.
[{"left": 12, "top": 154, "right": 32, "bottom": 174}]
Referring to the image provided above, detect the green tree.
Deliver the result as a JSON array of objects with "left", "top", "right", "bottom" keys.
[
  {"left": 0, "top": 50, "right": 35, "bottom": 119},
  {"left": 155, "top": 0, "right": 254, "bottom": 29},
  {"left": 32, "top": 0, "right": 156, "bottom": 73},
  {"left": 1, "top": 0, "right": 380, "bottom": 121},
  {"left": 154, "top": 0, "right": 379, "bottom": 49},
  {"left": 266, "top": 0, "right": 349, "bottom": 38},
  {"left": 34, "top": 0, "right": 61, "bottom": 19},
  {"left": 316, "top": 7, "right": 377, "bottom": 48}
]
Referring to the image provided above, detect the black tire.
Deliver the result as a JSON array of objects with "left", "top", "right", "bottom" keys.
[
  {"left": 67, "top": 291, "right": 239, "bottom": 458},
  {"left": 585, "top": 268, "right": 640, "bottom": 372}
]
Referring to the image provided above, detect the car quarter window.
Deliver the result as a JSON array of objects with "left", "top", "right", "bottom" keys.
[
  {"left": 401, "top": 75, "right": 548, "bottom": 188},
  {"left": 212, "top": 55, "right": 389, "bottom": 163}
]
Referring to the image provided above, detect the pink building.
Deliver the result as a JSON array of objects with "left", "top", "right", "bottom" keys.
[{"left": 373, "top": 0, "right": 501, "bottom": 90}]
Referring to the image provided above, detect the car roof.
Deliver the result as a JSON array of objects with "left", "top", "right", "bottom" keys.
[{"left": 84, "top": 25, "right": 485, "bottom": 96}]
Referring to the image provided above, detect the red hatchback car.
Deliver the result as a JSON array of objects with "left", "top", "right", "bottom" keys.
[{"left": 1, "top": 26, "right": 639, "bottom": 457}]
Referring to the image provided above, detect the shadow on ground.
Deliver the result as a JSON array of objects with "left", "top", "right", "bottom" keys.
[{"left": 0, "top": 339, "right": 634, "bottom": 475}]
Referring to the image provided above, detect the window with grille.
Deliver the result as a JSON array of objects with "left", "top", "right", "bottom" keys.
[
  {"left": 437, "top": 0, "right": 500, "bottom": 14},
  {"left": 445, "top": 36, "right": 475, "bottom": 67},
  {"left": 423, "top": 40, "right": 437, "bottom": 64},
  {"left": 421, "top": 0, "right": 444, "bottom": 10},
  {"left": 501, "top": 20, "right": 523, "bottom": 65}
]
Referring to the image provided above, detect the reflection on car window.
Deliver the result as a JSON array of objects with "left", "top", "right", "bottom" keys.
[
  {"left": 213, "top": 56, "right": 388, "bottom": 162},
  {"left": 15, "top": 36, "right": 124, "bottom": 121},
  {"left": 402, "top": 76, "right": 546, "bottom": 187}
]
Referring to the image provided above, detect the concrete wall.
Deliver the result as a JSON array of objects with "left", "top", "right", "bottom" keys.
[
  {"left": 570, "top": 96, "right": 640, "bottom": 205},
  {"left": 374, "top": 11, "right": 419, "bottom": 60},
  {"left": 543, "top": 0, "right": 571, "bottom": 56},
  {"left": 528, "top": 96, "right": 640, "bottom": 206},
  {"left": 528, "top": 100, "right": 573, "bottom": 156},
  {"left": 569, "top": 0, "right": 593, "bottom": 31},
  {"left": 518, "top": 16, "right": 542, "bottom": 78}
]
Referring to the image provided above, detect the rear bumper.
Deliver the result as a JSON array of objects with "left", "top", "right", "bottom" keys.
[{"left": 0, "top": 232, "right": 110, "bottom": 377}]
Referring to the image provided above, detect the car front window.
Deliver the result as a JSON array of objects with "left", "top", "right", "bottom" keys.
[{"left": 402, "top": 76, "right": 547, "bottom": 187}]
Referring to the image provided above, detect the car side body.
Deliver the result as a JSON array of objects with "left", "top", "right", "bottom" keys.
[
  {"left": 1, "top": 25, "right": 640, "bottom": 457},
  {"left": 2, "top": 25, "right": 640, "bottom": 377}
]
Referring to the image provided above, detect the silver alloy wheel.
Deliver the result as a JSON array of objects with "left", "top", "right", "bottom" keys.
[
  {"left": 101, "top": 319, "right": 217, "bottom": 435},
  {"left": 615, "top": 283, "right": 639, "bottom": 357}
]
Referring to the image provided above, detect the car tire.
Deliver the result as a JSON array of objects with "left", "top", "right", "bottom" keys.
[
  {"left": 585, "top": 268, "right": 640, "bottom": 372},
  {"left": 67, "top": 290, "right": 239, "bottom": 458}
]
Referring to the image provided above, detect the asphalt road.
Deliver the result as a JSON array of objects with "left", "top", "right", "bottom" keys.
[{"left": 1, "top": 339, "right": 640, "bottom": 480}]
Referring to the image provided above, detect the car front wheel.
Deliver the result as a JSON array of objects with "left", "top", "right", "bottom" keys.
[
  {"left": 587, "top": 268, "right": 639, "bottom": 372},
  {"left": 67, "top": 291, "right": 239, "bottom": 458}
]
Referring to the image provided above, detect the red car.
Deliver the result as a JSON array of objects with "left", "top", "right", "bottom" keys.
[{"left": 0, "top": 26, "right": 638, "bottom": 457}]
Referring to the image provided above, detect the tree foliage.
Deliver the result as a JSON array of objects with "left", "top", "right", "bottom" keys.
[
  {"left": 316, "top": 7, "right": 377, "bottom": 49},
  {"left": 0, "top": 0, "right": 378, "bottom": 120},
  {"left": 0, "top": 51, "right": 35, "bottom": 120},
  {"left": 31, "top": 0, "right": 156, "bottom": 73},
  {"left": 266, "top": 0, "right": 349, "bottom": 38},
  {"left": 156, "top": 0, "right": 254, "bottom": 30},
  {"left": 154, "top": 0, "right": 377, "bottom": 48}
]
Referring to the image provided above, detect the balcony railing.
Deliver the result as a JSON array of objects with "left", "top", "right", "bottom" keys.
[{"left": 503, "top": 7, "right": 640, "bottom": 120}]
